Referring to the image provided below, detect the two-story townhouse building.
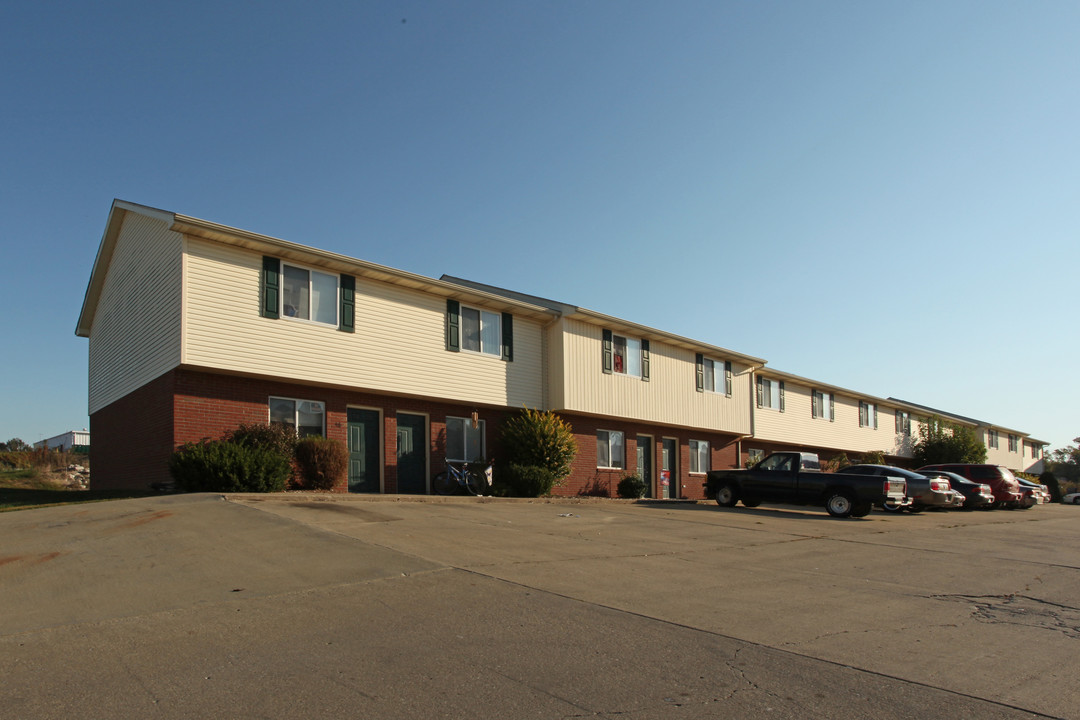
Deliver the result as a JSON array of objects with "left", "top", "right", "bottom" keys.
[
  {"left": 76, "top": 201, "right": 564, "bottom": 492},
  {"left": 442, "top": 277, "right": 765, "bottom": 498},
  {"left": 890, "top": 399, "right": 1047, "bottom": 475},
  {"left": 77, "top": 201, "right": 763, "bottom": 498},
  {"left": 747, "top": 369, "right": 974, "bottom": 468}
]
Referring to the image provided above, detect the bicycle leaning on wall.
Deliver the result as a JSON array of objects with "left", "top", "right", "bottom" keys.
[{"left": 432, "top": 460, "right": 492, "bottom": 496}]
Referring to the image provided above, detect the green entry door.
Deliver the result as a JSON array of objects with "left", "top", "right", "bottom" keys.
[
  {"left": 347, "top": 408, "right": 380, "bottom": 493},
  {"left": 396, "top": 413, "right": 427, "bottom": 494},
  {"left": 636, "top": 435, "right": 653, "bottom": 499}
]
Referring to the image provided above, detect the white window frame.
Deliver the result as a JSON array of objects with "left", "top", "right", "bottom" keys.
[
  {"left": 1008, "top": 434, "right": 1018, "bottom": 453},
  {"left": 269, "top": 396, "right": 326, "bottom": 438},
  {"left": 281, "top": 262, "right": 339, "bottom": 326},
  {"left": 689, "top": 440, "right": 710, "bottom": 474},
  {"left": 460, "top": 305, "right": 502, "bottom": 357},
  {"left": 612, "top": 334, "right": 642, "bottom": 377},
  {"left": 597, "top": 429, "right": 625, "bottom": 469},
  {"left": 895, "top": 410, "right": 911, "bottom": 436},
  {"left": 703, "top": 358, "right": 724, "bottom": 393},
  {"left": 812, "top": 390, "right": 833, "bottom": 421},
  {"left": 760, "top": 378, "right": 782, "bottom": 411},
  {"left": 446, "top": 416, "right": 486, "bottom": 463},
  {"left": 859, "top": 401, "right": 878, "bottom": 429}
]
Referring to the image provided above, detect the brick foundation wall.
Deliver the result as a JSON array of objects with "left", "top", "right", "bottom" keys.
[
  {"left": 89, "top": 372, "right": 175, "bottom": 490},
  {"left": 91, "top": 367, "right": 743, "bottom": 497}
]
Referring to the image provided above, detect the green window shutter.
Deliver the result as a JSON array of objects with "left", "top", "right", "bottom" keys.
[
  {"left": 873, "top": 404, "right": 878, "bottom": 428},
  {"left": 812, "top": 390, "right": 819, "bottom": 418},
  {"left": 779, "top": 381, "right": 785, "bottom": 413},
  {"left": 829, "top": 395, "right": 835, "bottom": 422},
  {"left": 446, "top": 299, "right": 460, "bottom": 352},
  {"left": 261, "top": 257, "right": 280, "bottom": 319},
  {"left": 755, "top": 375, "right": 763, "bottom": 407},
  {"left": 641, "top": 339, "right": 650, "bottom": 381},
  {"left": 859, "top": 402, "right": 867, "bottom": 427},
  {"left": 724, "top": 361, "right": 732, "bottom": 396},
  {"left": 695, "top": 353, "right": 704, "bottom": 392},
  {"left": 338, "top": 274, "right": 355, "bottom": 333},
  {"left": 501, "top": 312, "right": 514, "bottom": 362},
  {"left": 895, "top": 410, "right": 901, "bottom": 433},
  {"left": 602, "top": 329, "right": 613, "bottom": 374}
]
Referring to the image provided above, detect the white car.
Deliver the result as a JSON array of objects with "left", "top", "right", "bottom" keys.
[{"left": 1063, "top": 492, "right": 1080, "bottom": 505}]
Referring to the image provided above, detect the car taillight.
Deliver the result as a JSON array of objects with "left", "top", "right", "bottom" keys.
[{"left": 930, "top": 479, "right": 951, "bottom": 493}]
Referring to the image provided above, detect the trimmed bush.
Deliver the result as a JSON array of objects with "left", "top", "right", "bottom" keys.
[
  {"left": 294, "top": 436, "right": 348, "bottom": 491},
  {"left": 168, "top": 439, "right": 292, "bottom": 493},
  {"left": 616, "top": 474, "right": 646, "bottom": 499},
  {"left": 500, "top": 408, "right": 577, "bottom": 481},
  {"left": 500, "top": 463, "right": 560, "bottom": 498}
]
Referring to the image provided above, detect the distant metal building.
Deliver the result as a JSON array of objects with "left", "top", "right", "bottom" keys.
[{"left": 34, "top": 430, "right": 91, "bottom": 453}]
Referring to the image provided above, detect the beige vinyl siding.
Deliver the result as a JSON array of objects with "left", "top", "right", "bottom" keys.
[
  {"left": 88, "top": 212, "right": 183, "bottom": 414},
  {"left": 554, "top": 318, "right": 750, "bottom": 433},
  {"left": 182, "top": 238, "right": 543, "bottom": 407},
  {"left": 753, "top": 377, "right": 917, "bottom": 456},
  {"left": 984, "top": 430, "right": 1024, "bottom": 469}
]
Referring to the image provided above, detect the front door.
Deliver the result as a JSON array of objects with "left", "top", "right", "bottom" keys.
[
  {"left": 661, "top": 438, "right": 677, "bottom": 499},
  {"left": 396, "top": 413, "right": 427, "bottom": 494},
  {"left": 636, "top": 435, "right": 653, "bottom": 499},
  {"left": 347, "top": 408, "right": 380, "bottom": 493}
]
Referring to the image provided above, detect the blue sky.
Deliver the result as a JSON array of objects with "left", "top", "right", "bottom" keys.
[{"left": 1, "top": 1, "right": 1077, "bottom": 452}]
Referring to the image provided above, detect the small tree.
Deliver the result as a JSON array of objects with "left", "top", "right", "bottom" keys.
[
  {"left": 861, "top": 450, "right": 888, "bottom": 465},
  {"left": 168, "top": 439, "right": 292, "bottom": 493},
  {"left": 1039, "top": 470, "right": 1063, "bottom": 503},
  {"left": 617, "top": 474, "right": 647, "bottom": 499},
  {"left": 912, "top": 416, "right": 987, "bottom": 466},
  {"left": 500, "top": 408, "right": 578, "bottom": 480}
]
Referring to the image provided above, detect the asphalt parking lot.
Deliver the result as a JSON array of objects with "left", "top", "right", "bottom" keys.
[{"left": 2, "top": 494, "right": 1077, "bottom": 719}]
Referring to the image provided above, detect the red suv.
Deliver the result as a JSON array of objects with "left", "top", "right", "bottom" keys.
[{"left": 917, "top": 464, "right": 1023, "bottom": 509}]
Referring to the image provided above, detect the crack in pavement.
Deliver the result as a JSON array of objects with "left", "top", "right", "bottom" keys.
[{"left": 931, "top": 594, "right": 1080, "bottom": 639}]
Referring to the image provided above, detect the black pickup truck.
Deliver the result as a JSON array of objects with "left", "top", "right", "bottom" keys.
[{"left": 703, "top": 452, "right": 908, "bottom": 518}]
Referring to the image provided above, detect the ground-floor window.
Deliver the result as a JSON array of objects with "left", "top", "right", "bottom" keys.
[
  {"left": 689, "top": 440, "right": 710, "bottom": 473},
  {"left": 446, "top": 416, "right": 485, "bottom": 462},
  {"left": 597, "top": 430, "right": 625, "bottom": 469},
  {"left": 748, "top": 448, "right": 765, "bottom": 466},
  {"left": 269, "top": 397, "right": 326, "bottom": 437}
]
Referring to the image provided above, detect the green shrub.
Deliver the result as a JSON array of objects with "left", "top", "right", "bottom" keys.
[
  {"left": 500, "top": 408, "right": 577, "bottom": 480},
  {"left": 294, "top": 436, "right": 348, "bottom": 491},
  {"left": 168, "top": 439, "right": 292, "bottom": 493},
  {"left": 500, "top": 463, "right": 560, "bottom": 498},
  {"left": 616, "top": 474, "right": 647, "bottom": 499},
  {"left": 226, "top": 423, "right": 298, "bottom": 458},
  {"left": 0, "top": 451, "right": 31, "bottom": 470}
]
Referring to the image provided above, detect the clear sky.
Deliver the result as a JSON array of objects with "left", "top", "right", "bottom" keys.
[{"left": 1, "top": 1, "right": 1077, "bottom": 452}]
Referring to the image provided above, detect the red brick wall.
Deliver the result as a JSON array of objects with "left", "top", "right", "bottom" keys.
[
  {"left": 739, "top": 441, "right": 911, "bottom": 470},
  {"left": 555, "top": 412, "right": 740, "bottom": 499},
  {"left": 91, "top": 367, "right": 741, "bottom": 497},
  {"left": 89, "top": 371, "right": 175, "bottom": 490}
]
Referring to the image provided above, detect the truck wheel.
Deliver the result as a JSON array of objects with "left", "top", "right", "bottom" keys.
[
  {"left": 850, "top": 500, "right": 873, "bottom": 518},
  {"left": 741, "top": 498, "right": 761, "bottom": 508},
  {"left": 907, "top": 505, "right": 925, "bottom": 514},
  {"left": 714, "top": 483, "right": 738, "bottom": 507},
  {"left": 825, "top": 491, "right": 855, "bottom": 518},
  {"left": 881, "top": 501, "right": 904, "bottom": 514}
]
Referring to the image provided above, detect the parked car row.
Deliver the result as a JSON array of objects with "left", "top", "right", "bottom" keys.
[
  {"left": 841, "top": 462, "right": 1048, "bottom": 512},
  {"left": 704, "top": 453, "right": 1052, "bottom": 518}
]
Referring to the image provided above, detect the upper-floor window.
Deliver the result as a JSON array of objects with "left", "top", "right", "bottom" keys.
[
  {"left": 282, "top": 264, "right": 338, "bottom": 326},
  {"left": 987, "top": 429, "right": 999, "bottom": 449},
  {"left": 1008, "top": 434, "right": 1018, "bottom": 452},
  {"left": 895, "top": 410, "right": 911, "bottom": 436},
  {"left": 260, "top": 257, "right": 354, "bottom": 332},
  {"left": 270, "top": 396, "right": 325, "bottom": 437},
  {"left": 446, "top": 416, "right": 485, "bottom": 462},
  {"left": 689, "top": 440, "right": 710, "bottom": 473},
  {"left": 756, "top": 377, "right": 784, "bottom": 412},
  {"left": 1029, "top": 443, "right": 1041, "bottom": 459},
  {"left": 697, "top": 355, "right": 732, "bottom": 395},
  {"left": 812, "top": 390, "right": 834, "bottom": 421},
  {"left": 461, "top": 306, "right": 501, "bottom": 356},
  {"left": 597, "top": 429, "right": 625, "bottom": 469},
  {"left": 859, "top": 401, "right": 878, "bottom": 429},
  {"left": 602, "top": 330, "right": 649, "bottom": 380}
]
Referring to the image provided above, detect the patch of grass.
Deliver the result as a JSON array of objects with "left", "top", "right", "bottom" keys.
[{"left": 0, "top": 470, "right": 154, "bottom": 512}]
